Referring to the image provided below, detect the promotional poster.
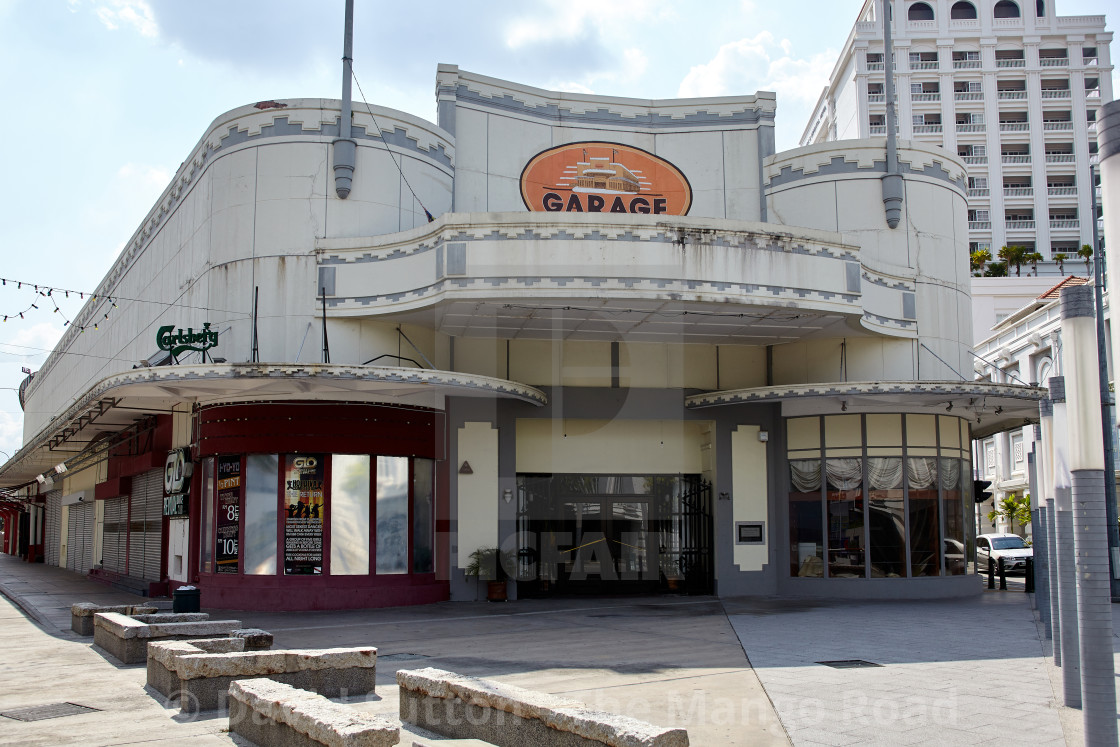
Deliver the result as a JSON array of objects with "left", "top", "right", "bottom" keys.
[
  {"left": 284, "top": 454, "right": 325, "bottom": 575},
  {"left": 215, "top": 455, "right": 241, "bottom": 574}
]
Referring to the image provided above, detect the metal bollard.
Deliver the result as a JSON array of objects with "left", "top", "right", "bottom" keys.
[
  {"left": 1025, "top": 557, "right": 1034, "bottom": 593},
  {"left": 998, "top": 557, "right": 1008, "bottom": 590},
  {"left": 988, "top": 557, "right": 996, "bottom": 589}
]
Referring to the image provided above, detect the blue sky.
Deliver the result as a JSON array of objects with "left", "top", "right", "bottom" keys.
[{"left": 0, "top": 0, "right": 1114, "bottom": 460}]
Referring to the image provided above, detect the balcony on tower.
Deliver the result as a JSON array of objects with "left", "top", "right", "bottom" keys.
[
  {"left": 1040, "top": 79, "right": 1072, "bottom": 100},
  {"left": 997, "top": 80, "right": 1028, "bottom": 101},
  {"left": 1039, "top": 48, "right": 1070, "bottom": 67},
  {"left": 1002, "top": 177, "right": 1033, "bottom": 199},
  {"left": 996, "top": 49, "right": 1026, "bottom": 68}
]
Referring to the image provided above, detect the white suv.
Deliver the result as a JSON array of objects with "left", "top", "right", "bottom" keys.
[{"left": 976, "top": 533, "right": 1032, "bottom": 574}]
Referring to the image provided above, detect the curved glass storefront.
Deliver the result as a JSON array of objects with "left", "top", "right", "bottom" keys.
[{"left": 787, "top": 414, "right": 971, "bottom": 580}]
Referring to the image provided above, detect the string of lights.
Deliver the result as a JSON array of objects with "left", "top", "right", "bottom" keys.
[
  {"left": 0, "top": 278, "right": 117, "bottom": 332},
  {"left": 0, "top": 276, "right": 254, "bottom": 332}
]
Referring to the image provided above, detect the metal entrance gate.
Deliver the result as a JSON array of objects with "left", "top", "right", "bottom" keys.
[
  {"left": 66, "top": 501, "right": 94, "bottom": 574},
  {"left": 515, "top": 474, "right": 714, "bottom": 596},
  {"left": 677, "top": 477, "right": 713, "bottom": 595},
  {"left": 44, "top": 490, "right": 61, "bottom": 567}
]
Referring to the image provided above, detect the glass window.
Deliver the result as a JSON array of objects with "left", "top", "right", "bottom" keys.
[
  {"left": 199, "top": 457, "right": 215, "bottom": 574},
  {"left": 376, "top": 456, "right": 409, "bottom": 574},
  {"left": 868, "top": 457, "right": 906, "bottom": 577},
  {"left": 907, "top": 457, "right": 941, "bottom": 576},
  {"left": 412, "top": 458, "right": 435, "bottom": 573},
  {"left": 244, "top": 454, "right": 279, "bottom": 575},
  {"left": 941, "top": 458, "right": 965, "bottom": 575},
  {"left": 827, "top": 459, "right": 865, "bottom": 578},
  {"left": 789, "top": 459, "right": 823, "bottom": 577},
  {"left": 330, "top": 455, "right": 370, "bottom": 575}
]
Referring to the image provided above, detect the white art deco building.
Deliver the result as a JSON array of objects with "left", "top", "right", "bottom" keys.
[
  {"left": 802, "top": 0, "right": 1113, "bottom": 273},
  {"left": 0, "top": 65, "right": 1042, "bottom": 610}
]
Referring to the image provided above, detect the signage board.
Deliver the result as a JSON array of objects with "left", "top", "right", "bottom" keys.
[
  {"left": 163, "top": 448, "right": 192, "bottom": 517},
  {"left": 520, "top": 142, "right": 692, "bottom": 216},
  {"left": 157, "top": 323, "right": 218, "bottom": 358}
]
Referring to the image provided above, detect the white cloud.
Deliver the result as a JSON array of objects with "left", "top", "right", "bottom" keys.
[
  {"left": 94, "top": 0, "right": 157, "bottom": 38},
  {"left": 678, "top": 31, "right": 835, "bottom": 105},
  {"left": 505, "top": 0, "right": 671, "bottom": 49},
  {"left": 0, "top": 409, "right": 23, "bottom": 463},
  {"left": 10, "top": 323, "right": 66, "bottom": 356}
]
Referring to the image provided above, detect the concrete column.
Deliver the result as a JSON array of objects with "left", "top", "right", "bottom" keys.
[
  {"left": 1061, "top": 284, "right": 1117, "bottom": 746},
  {"left": 1050, "top": 376, "right": 1081, "bottom": 707}
]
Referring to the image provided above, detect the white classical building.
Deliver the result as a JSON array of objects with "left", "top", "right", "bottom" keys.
[
  {"left": 802, "top": 0, "right": 1112, "bottom": 274},
  {"left": 0, "top": 66, "right": 1042, "bottom": 609}
]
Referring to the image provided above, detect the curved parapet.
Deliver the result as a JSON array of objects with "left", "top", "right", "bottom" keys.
[
  {"left": 765, "top": 139, "right": 971, "bottom": 381},
  {"left": 314, "top": 211, "right": 924, "bottom": 342}
]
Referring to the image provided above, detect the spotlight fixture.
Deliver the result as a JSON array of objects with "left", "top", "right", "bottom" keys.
[
  {"left": 841, "top": 401, "right": 848, "bottom": 411},
  {"left": 946, "top": 402, "right": 953, "bottom": 412},
  {"left": 994, "top": 406, "right": 1003, "bottom": 415}
]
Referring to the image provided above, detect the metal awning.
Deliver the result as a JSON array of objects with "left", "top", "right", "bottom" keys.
[
  {"left": 0, "top": 363, "right": 548, "bottom": 488},
  {"left": 685, "top": 380, "right": 1045, "bottom": 439}
]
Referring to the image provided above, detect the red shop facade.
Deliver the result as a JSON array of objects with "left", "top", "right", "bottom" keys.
[{"left": 189, "top": 401, "right": 450, "bottom": 611}]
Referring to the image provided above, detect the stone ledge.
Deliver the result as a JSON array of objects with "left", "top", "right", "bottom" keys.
[
  {"left": 397, "top": 668, "right": 688, "bottom": 747},
  {"left": 166, "top": 647, "right": 377, "bottom": 680},
  {"left": 70, "top": 604, "right": 158, "bottom": 636},
  {"left": 229, "top": 678, "right": 399, "bottom": 747}
]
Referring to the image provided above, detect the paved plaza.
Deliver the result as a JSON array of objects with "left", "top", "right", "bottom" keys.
[{"left": 0, "top": 555, "right": 1115, "bottom": 746}]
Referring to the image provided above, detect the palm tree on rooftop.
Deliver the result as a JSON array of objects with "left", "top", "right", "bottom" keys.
[
  {"left": 1024, "top": 251, "right": 1044, "bottom": 276},
  {"left": 998, "top": 245, "right": 1028, "bottom": 277},
  {"left": 1054, "top": 253, "right": 1067, "bottom": 275},
  {"left": 1079, "top": 244, "right": 1093, "bottom": 275}
]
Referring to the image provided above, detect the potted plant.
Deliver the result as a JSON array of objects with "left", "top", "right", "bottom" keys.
[{"left": 465, "top": 547, "right": 507, "bottom": 602}]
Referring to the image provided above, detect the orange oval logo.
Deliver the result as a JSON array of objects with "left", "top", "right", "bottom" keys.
[{"left": 520, "top": 142, "right": 692, "bottom": 216}]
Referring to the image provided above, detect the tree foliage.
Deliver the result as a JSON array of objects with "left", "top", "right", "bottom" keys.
[{"left": 987, "top": 492, "right": 1032, "bottom": 534}]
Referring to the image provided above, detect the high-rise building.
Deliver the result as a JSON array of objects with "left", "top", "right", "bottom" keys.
[{"left": 802, "top": 0, "right": 1112, "bottom": 276}]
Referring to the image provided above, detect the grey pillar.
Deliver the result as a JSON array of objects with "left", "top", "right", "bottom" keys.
[
  {"left": 1051, "top": 377, "right": 1081, "bottom": 707},
  {"left": 1029, "top": 446, "right": 1051, "bottom": 634},
  {"left": 1062, "top": 284, "right": 1118, "bottom": 746}
]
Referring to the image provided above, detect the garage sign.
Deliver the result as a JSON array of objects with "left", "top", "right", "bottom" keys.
[{"left": 520, "top": 142, "right": 692, "bottom": 216}]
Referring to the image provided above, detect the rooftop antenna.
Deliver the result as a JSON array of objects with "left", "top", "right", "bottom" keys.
[
  {"left": 332, "top": 0, "right": 356, "bottom": 198},
  {"left": 881, "top": 0, "right": 903, "bottom": 228},
  {"left": 321, "top": 287, "right": 331, "bottom": 364}
]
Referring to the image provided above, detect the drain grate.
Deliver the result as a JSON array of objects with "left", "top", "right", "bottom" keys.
[
  {"left": 0, "top": 703, "right": 101, "bottom": 722},
  {"left": 379, "top": 653, "right": 430, "bottom": 662},
  {"left": 816, "top": 660, "right": 882, "bottom": 669}
]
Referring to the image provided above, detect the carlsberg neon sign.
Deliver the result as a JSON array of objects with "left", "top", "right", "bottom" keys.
[{"left": 157, "top": 323, "right": 218, "bottom": 358}]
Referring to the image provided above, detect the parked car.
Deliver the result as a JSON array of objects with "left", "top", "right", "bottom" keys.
[{"left": 976, "top": 533, "right": 1032, "bottom": 574}]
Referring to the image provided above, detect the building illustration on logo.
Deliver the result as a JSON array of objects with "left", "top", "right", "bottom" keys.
[{"left": 567, "top": 150, "right": 645, "bottom": 194}]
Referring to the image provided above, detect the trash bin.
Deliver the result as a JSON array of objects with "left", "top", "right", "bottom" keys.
[{"left": 172, "top": 586, "right": 201, "bottom": 613}]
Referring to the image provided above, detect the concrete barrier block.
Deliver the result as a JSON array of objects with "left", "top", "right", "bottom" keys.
[
  {"left": 398, "top": 667, "right": 688, "bottom": 747},
  {"left": 229, "top": 678, "right": 399, "bottom": 747}
]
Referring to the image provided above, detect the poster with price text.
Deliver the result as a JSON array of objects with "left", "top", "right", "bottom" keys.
[
  {"left": 284, "top": 454, "right": 324, "bottom": 575},
  {"left": 215, "top": 455, "right": 241, "bottom": 574}
]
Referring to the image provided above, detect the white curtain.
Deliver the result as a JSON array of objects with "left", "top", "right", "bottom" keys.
[
  {"left": 825, "top": 458, "right": 863, "bottom": 490},
  {"left": 867, "top": 457, "right": 903, "bottom": 490},
  {"left": 907, "top": 457, "right": 938, "bottom": 489},
  {"left": 790, "top": 459, "right": 821, "bottom": 492},
  {"left": 939, "top": 458, "right": 961, "bottom": 491}
]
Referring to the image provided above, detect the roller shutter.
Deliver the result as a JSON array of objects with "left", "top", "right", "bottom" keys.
[
  {"left": 66, "top": 501, "right": 94, "bottom": 574},
  {"left": 101, "top": 496, "right": 128, "bottom": 574},
  {"left": 127, "top": 469, "right": 164, "bottom": 581},
  {"left": 44, "top": 490, "right": 61, "bottom": 567}
]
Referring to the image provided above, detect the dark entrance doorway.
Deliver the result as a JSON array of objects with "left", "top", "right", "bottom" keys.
[{"left": 514, "top": 474, "right": 713, "bottom": 596}]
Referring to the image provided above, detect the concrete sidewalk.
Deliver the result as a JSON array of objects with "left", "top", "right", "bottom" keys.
[{"left": 0, "top": 555, "right": 1111, "bottom": 746}]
